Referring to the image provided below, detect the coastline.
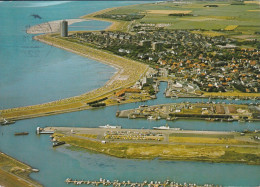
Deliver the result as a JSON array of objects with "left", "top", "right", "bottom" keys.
[
  {"left": 1, "top": 6, "right": 259, "bottom": 122},
  {"left": 81, "top": 6, "right": 134, "bottom": 32},
  {"left": 0, "top": 32, "right": 148, "bottom": 121},
  {"left": 1, "top": 2, "right": 260, "bottom": 187},
  {"left": 81, "top": 7, "right": 117, "bottom": 31},
  {"left": 0, "top": 151, "right": 42, "bottom": 187}
]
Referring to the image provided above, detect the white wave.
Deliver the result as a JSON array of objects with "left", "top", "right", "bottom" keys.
[{"left": 18, "top": 1, "right": 71, "bottom": 8}]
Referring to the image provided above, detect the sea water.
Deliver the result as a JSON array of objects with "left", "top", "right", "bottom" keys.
[
  {"left": 0, "top": 1, "right": 145, "bottom": 109},
  {"left": 0, "top": 1, "right": 259, "bottom": 187}
]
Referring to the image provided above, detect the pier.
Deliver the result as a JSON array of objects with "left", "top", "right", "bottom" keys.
[{"left": 65, "top": 178, "right": 217, "bottom": 187}]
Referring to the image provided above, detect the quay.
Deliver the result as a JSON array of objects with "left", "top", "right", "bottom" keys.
[
  {"left": 117, "top": 103, "right": 260, "bottom": 122},
  {"left": 65, "top": 178, "right": 217, "bottom": 187}
]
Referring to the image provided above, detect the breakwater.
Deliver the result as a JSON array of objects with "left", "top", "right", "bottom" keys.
[{"left": 65, "top": 178, "right": 217, "bottom": 187}]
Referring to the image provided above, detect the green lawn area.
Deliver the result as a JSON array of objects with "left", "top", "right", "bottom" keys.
[
  {"left": 102, "top": 1, "right": 260, "bottom": 39},
  {"left": 54, "top": 131, "right": 260, "bottom": 165}
]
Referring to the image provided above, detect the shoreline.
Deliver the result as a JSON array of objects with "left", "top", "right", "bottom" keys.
[
  {"left": 0, "top": 151, "right": 42, "bottom": 187},
  {"left": 1, "top": 6, "right": 259, "bottom": 122},
  {"left": 81, "top": 7, "right": 118, "bottom": 31},
  {"left": 0, "top": 33, "right": 148, "bottom": 121}
]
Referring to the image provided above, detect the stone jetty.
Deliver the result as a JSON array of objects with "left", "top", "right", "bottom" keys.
[{"left": 65, "top": 178, "right": 218, "bottom": 187}]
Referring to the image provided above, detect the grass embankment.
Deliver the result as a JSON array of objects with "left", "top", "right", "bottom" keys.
[
  {"left": 54, "top": 132, "right": 260, "bottom": 165},
  {"left": 0, "top": 34, "right": 148, "bottom": 120},
  {"left": 169, "top": 133, "right": 258, "bottom": 145},
  {"left": 0, "top": 152, "right": 42, "bottom": 187},
  {"left": 203, "top": 91, "right": 260, "bottom": 98}
]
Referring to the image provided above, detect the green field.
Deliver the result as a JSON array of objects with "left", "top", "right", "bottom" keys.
[
  {"left": 0, "top": 153, "right": 42, "bottom": 187},
  {"left": 53, "top": 131, "right": 260, "bottom": 165},
  {"left": 96, "top": 1, "right": 260, "bottom": 39}
]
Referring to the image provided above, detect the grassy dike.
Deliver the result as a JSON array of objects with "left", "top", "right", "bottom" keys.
[
  {"left": 0, "top": 152, "right": 42, "bottom": 187},
  {"left": 53, "top": 132, "right": 260, "bottom": 165},
  {"left": 0, "top": 34, "right": 148, "bottom": 121}
]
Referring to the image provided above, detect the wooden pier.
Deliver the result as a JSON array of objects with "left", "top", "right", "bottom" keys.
[{"left": 65, "top": 178, "right": 217, "bottom": 187}]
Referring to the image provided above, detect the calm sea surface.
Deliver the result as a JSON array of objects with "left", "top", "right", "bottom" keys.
[{"left": 0, "top": 1, "right": 259, "bottom": 187}]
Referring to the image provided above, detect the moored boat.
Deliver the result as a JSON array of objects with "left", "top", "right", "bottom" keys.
[
  {"left": 153, "top": 126, "right": 170, "bottom": 130},
  {"left": 53, "top": 141, "right": 65, "bottom": 147},
  {"left": 0, "top": 118, "right": 15, "bottom": 126},
  {"left": 14, "top": 132, "right": 29, "bottom": 136},
  {"left": 99, "top": 124, "right": 121, "bottom": 129}
]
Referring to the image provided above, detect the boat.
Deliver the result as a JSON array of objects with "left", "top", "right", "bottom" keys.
[
  {"left": 147, "top": 116, "right": 160, "bottom": 120},
  {"left": 205, "top": 118, "right": 221, "bottom": 122},
  {"left": 53, "top": 141, "right": 65, "bottom": 147},
  {"left": 147, "top": 116, "right": 155, "bottom": 120},
  {"left": 0, "top": 118, "right": 15, "bottom": 126},
  {"left": 153, "top": 125, "right": 170, "bottom": 130},
  {"left": 32, "top": 168, "right": 39, "bottom": 172},
  {"left": 99, "top": 124, "right": 121, "bottom": 129},
  {"left": 14, "top": 132, "right": 29, "bottom": 136},
  {"left": 223, "top": 118, "right": 234, "bottom": 122},
  {"left": 205, "top": 118, "right": 215, "bottom": 121}
]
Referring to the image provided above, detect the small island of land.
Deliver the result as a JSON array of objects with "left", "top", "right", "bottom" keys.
[{"left": 45, "top": 127, "right": 260, "bottom": 165}]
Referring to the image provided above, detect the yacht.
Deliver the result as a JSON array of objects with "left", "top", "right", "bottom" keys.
[
  {"left": 153, "top": 126, "right": 170, "bottom": 130},
  {"left": 99, "top": 124, "right": 121, "bottom": 129},
  {"left": 147, "top": 116, "right": 161, "bottom": 120}
]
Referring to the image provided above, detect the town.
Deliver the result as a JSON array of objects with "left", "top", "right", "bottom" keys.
[{"left": 69, "top": 30, "right": 260, "bottom": 94}]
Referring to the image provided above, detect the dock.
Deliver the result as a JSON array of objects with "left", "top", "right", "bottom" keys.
[
  {"left": 65, "top": 178, "right": 217, "bottom": 187},
  {"left": 117, "top": 103, "right": 260, "bottom": 122}
]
